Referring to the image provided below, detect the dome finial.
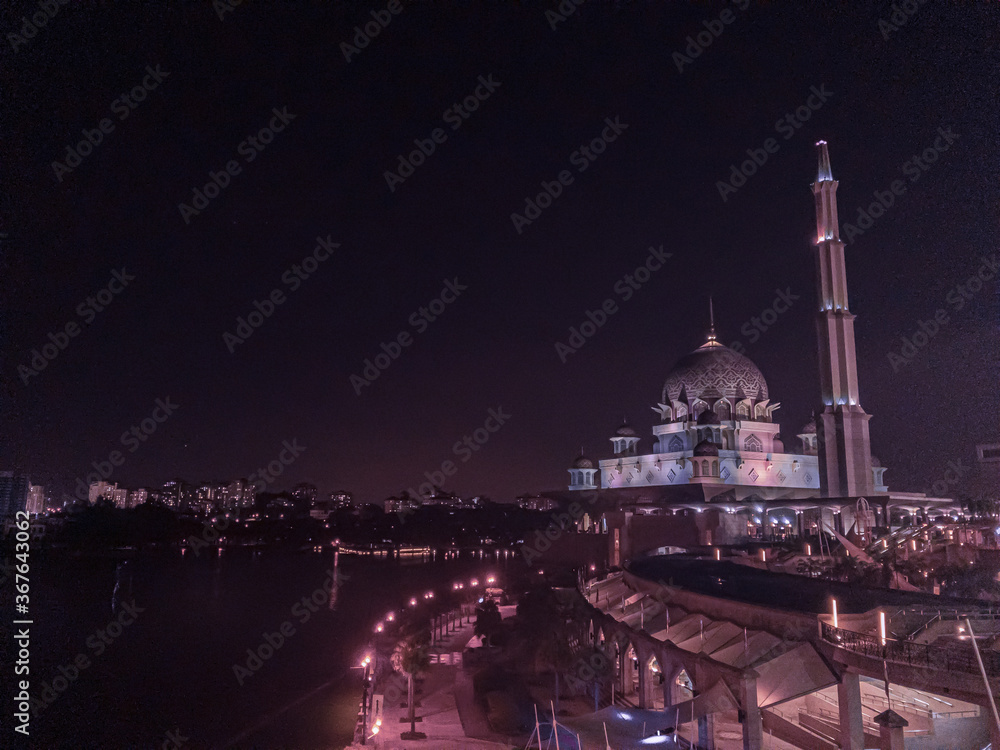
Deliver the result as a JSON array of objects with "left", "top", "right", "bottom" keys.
[{"left": 707, "top": 296, "right": 716, "bottom": 342}]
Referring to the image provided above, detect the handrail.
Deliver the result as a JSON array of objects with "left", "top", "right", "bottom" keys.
[{"left": 820, "top": 622, "right": 1000, "bottom": 677}]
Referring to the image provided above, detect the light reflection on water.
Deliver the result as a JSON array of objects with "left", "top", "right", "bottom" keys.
[{"left": 22, "top": 547, "right": 524, "bottom": 749}]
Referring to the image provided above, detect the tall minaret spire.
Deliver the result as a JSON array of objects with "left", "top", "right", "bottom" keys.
[{"left": 811, "top": 141, "right": 874, "bottom": 496}]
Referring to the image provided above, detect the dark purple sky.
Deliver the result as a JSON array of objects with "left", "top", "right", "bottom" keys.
[{"left": 3, "top": 2, "right": 998, "bottom": 503}]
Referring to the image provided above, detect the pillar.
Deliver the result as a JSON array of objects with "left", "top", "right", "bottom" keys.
[
  {"left": 873, "top": 709, "right": 907, "bottom": 750},
  {"left": 837, "top": 672, "right": 865, "bottom": 750},
  {"left": 740, "top": 671, "right": 763, "bottom": 750},
  {"left": 987, "top": 707, "right": 1000, "bottom": 750},
  {"left": 698, "top": 711, "right": 716, "bottom": 750},
  {"left": 637, "top": 652, "right": 648, "bottom": 709}
]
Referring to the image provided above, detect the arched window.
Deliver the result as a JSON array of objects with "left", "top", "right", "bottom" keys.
[
  {"left": 744, "top": 434, "right": 763, "bottom": 452},
  {"left": 712, "top": 460, "right": 719, "bottom": 475},
  {"left": 668, "top": 435, "right": 684, "bottom": 453},
  {"left": 714, "top": 400, "right": 731, "bottom": 420},
  {"left": 692, "top": 462, "right": 700, "bottom": 477},
  {"left": 736, "top": 402, "right": 750, "bottom": 419}
]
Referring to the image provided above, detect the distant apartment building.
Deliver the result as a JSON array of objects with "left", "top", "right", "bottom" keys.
[
  {"left": 517, "top": 494, "right": 560, "bottom": 512},
  {"left": 384, "top": 495, "right": 421, "bottom": 514},
  {"left": 111, "top": 487, "right": 130, "bottom": 508},
  {"left": 0, "top": 472, "right": 30, "bottom": 519},
  {"left": 26, "top": 484, "right": 45, "bottom": 515},
  {"left": 129, "top": 488, "right": 148, "bottom": 507},
  {"left": 89, "top": 481, "right": 117, "bottom": 504},
  {"left": 329, "top": 490, "right": 353, "bottom": 510},
  {"left": 292, "top": 483, "right": 318, "bottom": 505}
]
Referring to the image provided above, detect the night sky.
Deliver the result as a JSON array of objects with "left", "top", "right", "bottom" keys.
[{"left": 3, "top": 1, "right": 998, "bottom": 504}]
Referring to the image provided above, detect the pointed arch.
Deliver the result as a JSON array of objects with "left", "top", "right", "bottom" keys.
[
  {"left": 714, "top": 398, "right": 732, "bottom": 421},
  {"left": 744, "top": 434, "right": 763, "bottom": 452},
  {"left": 667, "top": 434, "right": 684, "bottom": 453},
  {"left": 643, "top": 654, "right": 666, "bottom": 710}
]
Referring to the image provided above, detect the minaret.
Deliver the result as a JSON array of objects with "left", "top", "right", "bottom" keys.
[{"left": 811, "top": 141, "right": 874, "bottom": 496}]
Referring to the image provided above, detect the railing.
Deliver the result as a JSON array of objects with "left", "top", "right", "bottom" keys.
[{"left": 821, "top": 622, "right": 1000, "bottom": 677}]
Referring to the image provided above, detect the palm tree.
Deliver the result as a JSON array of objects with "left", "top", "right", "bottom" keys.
[{"left": 394, "top": 632, "right": 431, "bottom": 739}]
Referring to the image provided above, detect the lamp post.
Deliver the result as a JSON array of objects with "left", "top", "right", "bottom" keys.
[{"left": 360, "top": 655, "right": 372, "bottom": 745}]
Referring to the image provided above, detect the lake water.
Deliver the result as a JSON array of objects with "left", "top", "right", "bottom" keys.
[{"left": 4, "top": 547, "right": 524, "bottom": 749}]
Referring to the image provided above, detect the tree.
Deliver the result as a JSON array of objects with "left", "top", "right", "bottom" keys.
[
  {"left": 394, "top": 631, "right": 431, "bottom": 739},
  {"left": 474, "top": 598, "right": 503, "bottom": 651}
]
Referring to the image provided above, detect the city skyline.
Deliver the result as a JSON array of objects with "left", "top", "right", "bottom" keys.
[{"left": 4, "top": 3, "right": 998, "bottom": 504}]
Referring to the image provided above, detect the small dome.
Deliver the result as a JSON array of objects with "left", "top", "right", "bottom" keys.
[
  {"left": 572, "top": 454, "right": 595, "bottom": 469},
  {"left": 871, "top": 455, "right": 883, "bottom": 468},
  {"left": 772, "top": 435, "right": 785, "bottom": 453},
  {"left": 693, "top": 439, "right": 720, "bottom": 457},
  {"left": 697, "top": 409, "right": 721, "bottom": 425},
  {"left": 799, "top": 419, "right": 817, "bottom": 434},
  {"left": 614, "top": 422, "right": 637, "bottom": 437}
]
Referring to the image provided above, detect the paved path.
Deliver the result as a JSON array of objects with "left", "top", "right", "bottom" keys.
[{"left": 348, "top": 608, "right": 515, "bottom": 750}]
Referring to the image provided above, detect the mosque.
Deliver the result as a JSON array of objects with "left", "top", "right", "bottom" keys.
[{"left": 564, "top": 143, "right": 955, "bottom": 553}]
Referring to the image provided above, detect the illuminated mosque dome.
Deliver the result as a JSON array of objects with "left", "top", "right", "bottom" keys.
[{"left": 662, "top": 338, "right": 769, "bottom": 405}]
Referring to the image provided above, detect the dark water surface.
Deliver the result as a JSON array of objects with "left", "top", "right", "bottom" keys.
[{"left": 3, "top": 547, "right": 520, "bottom": 749}]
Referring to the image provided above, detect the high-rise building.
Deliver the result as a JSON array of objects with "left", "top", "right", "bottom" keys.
[
  {"left": 292, "top": 483, "right": 318, "bottom": 504},
  {"left": 0, "top": 472, "right": 30, "bottom": 519},
  {"left": 26, "top": 484, "right": 45, "bottom": 515},
  {"left": 89, "top": 481, "right": 117, "bottom": 504},
  {"left": 110, "top": 487, "right": 130, "bottom": 508},
  {"left": 129, "top": 488, "right": 148, "bottom": 507},
  {"left": 329, "top": 491, "right": 353, "bottom": 510}
]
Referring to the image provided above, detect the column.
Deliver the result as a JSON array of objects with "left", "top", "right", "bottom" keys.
[
  {"left": 873, "top": 709, "right": 907, "bottom": 750},
  {"left": 698, "top": 711, "right": 716, "bottom": 750},
  {"left": 637, "top": 652, "right": 648, "bottom": 709},
  {"left": 740, "top": 671, "right": 763, "bottom": 750},
  {"left": 837, "top": 672, "right": 865, "bottom": 750},
  {"left": 986, "top": 707, "right": 1000, "bottom": 750}
]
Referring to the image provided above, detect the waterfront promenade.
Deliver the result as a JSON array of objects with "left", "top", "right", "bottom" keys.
[{"left": 348, "top": 607, "right": 517, "bottom": 750}]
